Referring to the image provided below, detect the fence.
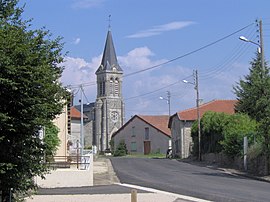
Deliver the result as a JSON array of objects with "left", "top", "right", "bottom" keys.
[{"left": 47, "top": 150, "right": 93, "bottom": 170}]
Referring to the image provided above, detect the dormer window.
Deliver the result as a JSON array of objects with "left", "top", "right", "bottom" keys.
[{"left": 112, "top": 64, "right": 116, "bottom": 71}]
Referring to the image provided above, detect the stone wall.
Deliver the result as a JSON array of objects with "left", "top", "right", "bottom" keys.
[{"left": 202, "top": 153, "right": 268, "bottom": 176}]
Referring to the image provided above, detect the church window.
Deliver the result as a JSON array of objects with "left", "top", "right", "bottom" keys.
[
  {"left": 102, "top": 81, "right": 106, "bottom": 95},
  {"left": 110, "top": 78, "right": 113, "bottom": 95},
  {"left": 99, "top": 82, "right": 103, "bottom": 96},
  {"left": 115, "top": 78, "right": 119, "bottom": 96}
]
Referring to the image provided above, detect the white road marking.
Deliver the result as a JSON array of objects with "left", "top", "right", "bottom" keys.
[{"left": 115, "top": 183, "right": 213, "bottom": 202}]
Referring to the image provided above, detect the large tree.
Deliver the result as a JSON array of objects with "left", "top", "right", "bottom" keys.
[
  {"left": 0, "top": 0, "right": 67, "bottom": 200},
  {"left": 234, "top": 52, "right": 270, "bottom": 174},
  {"left": 191, "top": 112, "right": 257, "bottom": 157}
]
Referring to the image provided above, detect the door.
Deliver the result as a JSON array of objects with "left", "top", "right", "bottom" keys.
[{"left": 144, "top": 141, "right": 151, "bottom": 155}]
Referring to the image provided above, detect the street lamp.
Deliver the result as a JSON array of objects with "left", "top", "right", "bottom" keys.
[
  {"left": 239, "top": 36, "right": 262, "bottom": 54},
  {"left": 183, "top": 70, "right": 201, "bottom": 161},
  {"left": 239, "top": 20, "right": 264, "bottom": 71},
  {"left": 159, "top": 91, "right": 171, "bottom": 116}
]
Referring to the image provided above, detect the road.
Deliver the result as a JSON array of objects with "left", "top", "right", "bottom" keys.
[{"left": 110, "top": 157, "right": 270, "bottom": 202}]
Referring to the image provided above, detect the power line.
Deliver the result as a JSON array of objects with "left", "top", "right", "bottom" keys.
[
  {"left": 199, "top": 26, "right": 256, "bottom": 78},
  {"left": 123, "top": 23, "right": 254, "bottom": 78},
  {"left": 81, "top": 86, "right": 91, "bottom": 104},
  {"left": 124, "top": 75, "right": 193, "bottom": 101}
]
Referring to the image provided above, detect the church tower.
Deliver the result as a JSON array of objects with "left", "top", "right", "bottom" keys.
[{"left": 95, "top": 30, "right": 124, "bottom": 152}]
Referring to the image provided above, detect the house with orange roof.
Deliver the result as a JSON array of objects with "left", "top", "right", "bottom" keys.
[
  {"left": 168, "top": 100, "right": 237, "bottom": 158},
  {"left": 112, "top": 115, "right": 171, "bottom": 155},
  {"left": 69, "top": 106, "right": 91, "bottom": 152}
]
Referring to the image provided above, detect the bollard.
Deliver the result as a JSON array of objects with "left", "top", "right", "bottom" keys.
[{"left": 131, "top": 189, "right": 137, "bottom": 202}]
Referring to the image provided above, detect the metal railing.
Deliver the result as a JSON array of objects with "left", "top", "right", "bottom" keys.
[{"left": 47, "top": 150, "right": 92, "bottom": 170}]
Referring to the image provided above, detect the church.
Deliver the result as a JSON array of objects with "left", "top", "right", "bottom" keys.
[
  {"left": 72, "top": 30, "right": 125, "bottom": 153},
  {"left": 94, "top": 29, "right": 125, "bottom": 152}
]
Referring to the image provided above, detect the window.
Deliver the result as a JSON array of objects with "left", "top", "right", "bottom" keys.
[
  {"left": 99, "top": 82, "right": 103, "bottom": 96},
  {"left": 110, "top": 78, "right": 113, "bottom": 95},
  {"left": 131, "top": 126, "right": 135, "bottom": 137},
  {"left": 102, "top": 81, "right": 106, "bottom": 95},
  {"left": 131, "top": 142, "right": 137, "bottom": 152},
  {"left": 145, "top": 127, "right": 149, "bottom": 140},
  {"left": 115, "top": 79, "right": 119, "bottom": 96}
]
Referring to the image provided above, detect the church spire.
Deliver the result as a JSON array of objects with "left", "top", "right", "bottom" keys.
[{"left": 96, "top": 30, "right": 122, "bottom": 73}]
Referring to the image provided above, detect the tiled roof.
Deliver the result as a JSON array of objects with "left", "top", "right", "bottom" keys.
[
  {"left": 70, "top": 106, "right": 88, "bottom": 119},
  {"left": 178, "top": 100, "right": 237, "bottom": 121},
  {"left": 112, "top": 115, "right": 171, "bottom": 138},
  {"left": 138, "top": 115, "right": 171, "bottom": 137}
]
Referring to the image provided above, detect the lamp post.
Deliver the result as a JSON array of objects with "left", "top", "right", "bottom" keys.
[
  {"left": 239, "top": 20, "right": 264, "bottom": 71},
  {"left": 159, "top": 91, "right": 171, "bottom": 116},
  {"left": 183, "top": 70, "right": 201, "bottom": 161}
]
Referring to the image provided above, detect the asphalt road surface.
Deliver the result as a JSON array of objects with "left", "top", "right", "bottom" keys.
[{"left": 110, "top": 157, "right": 270, "bottom": 202}]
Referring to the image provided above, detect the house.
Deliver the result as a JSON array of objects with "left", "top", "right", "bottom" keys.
[
  {"left": 74, "top": 103, "right": 95, "bottom": 148},
  {"left": 168, "top": 100, "right": 237, "bottom": 158},
  {"left": 112, "top": 115, "right": 171, "bottom": 155},
  {"left": 53, "top": 103, "right": 69, "bottom": 158},
  {"left": 69, "top": 106, "right": 91, "bottom": 152}
]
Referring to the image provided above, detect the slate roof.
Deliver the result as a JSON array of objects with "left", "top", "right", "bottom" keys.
[
  {"left": 177, "top": 99, "right": 237, "bottom": 121},
  {"left": 112, "top": 115, "right": 171, "bottom": 138},
  {"left": 70, "top": 106, "right": 88, "bottom": 119},
  {"left": 96, "top": 30, "right": 122, "bottom": 73}
]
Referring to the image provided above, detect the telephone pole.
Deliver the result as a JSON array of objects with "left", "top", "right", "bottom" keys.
[
  {"left": 194, "top": 70, "right": 201, "bottom": 161},
  {"left": 259, "top": 19, "right": 265, "bottom": 71},
  {"left": 80, "top": 85, "right": 84, "bottom": 157},
  {"left": 182, "top": 70, "right": 201, "bottom": 161}
]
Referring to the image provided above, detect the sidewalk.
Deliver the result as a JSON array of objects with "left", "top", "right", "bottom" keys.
[{"left": 26, "top": 156, "right": 210, "bottom": 202}]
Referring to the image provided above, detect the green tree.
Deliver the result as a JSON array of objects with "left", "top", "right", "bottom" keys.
[
  {"left": 0, "top": 1, "right": 67, "bottom": 200},
  {"left": 114, "top": 140, "right": 128, "bottom": 157},
  {"left": 191, "top": 112, "right": 257, "bottom": 158},
  {"left": 220, "top": 113, "right": 258, "bottom": 158},
  {"left": 191, "top": 112, "right": 230, "bottom": 155},
  {"left": 44, "top": 122, "right": 60, "bottom": 162},
  {"left": 234, "top": 52, "right": 270, "bottom": 173}
]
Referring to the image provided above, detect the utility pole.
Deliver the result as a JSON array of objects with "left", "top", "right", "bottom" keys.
[
  {"left": 160, "top": 91, "right": 171, "bottom": 116},
  {"left": 194, "top": 70, "right": 201, "bottom": 161},
  {"left": 167, "top": 91, "right": 171, "bottom": 117},
  {"left": 259, "top": 19, "right": 265, "bottom": 72},
  {"left": 80, "top": 85, "right": 84, "bottom": 157}
]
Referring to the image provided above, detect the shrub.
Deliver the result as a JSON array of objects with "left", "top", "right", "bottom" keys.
[
  {"left": 248, "top": 142, "right": 263, "bottom": 160},
  {"left": 114, "top": 140, "right": 128, "bottom": 157}
]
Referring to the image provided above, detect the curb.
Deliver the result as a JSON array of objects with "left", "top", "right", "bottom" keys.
[{"left": 107, "top": 158, "right": 120, "bottom": 184}]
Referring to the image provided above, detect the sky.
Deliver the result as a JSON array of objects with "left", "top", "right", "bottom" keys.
[{"left": 21, "top": 0, "right": 270, "bottom": 120}]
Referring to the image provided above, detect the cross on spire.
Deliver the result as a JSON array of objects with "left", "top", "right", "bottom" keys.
[{"left": 108, "top": 14, "right": 111, "bottom": 30}]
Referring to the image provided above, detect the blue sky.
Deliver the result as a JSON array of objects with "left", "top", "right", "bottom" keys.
[{"left": 22, "top": 0, "right": 270, "bottom": 119}]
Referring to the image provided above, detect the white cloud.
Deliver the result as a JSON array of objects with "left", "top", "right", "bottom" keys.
[
  {"left": 118, "top": 47, "right": 167, "bottom": 72},
  {"left": 71, "top": 0, "right": 105, "bottom": 9},
  {"left": 127, "top": 21, "right": 195, "bottom": 38},
  {"left": 73, "top": 38, "right": 81, "bottom": 45},
  {"left": 60, "top": 47, "right": 248, "bottom": 119},
  {"left": 61, "top": 56, "right": 101, "bottom": 102}
]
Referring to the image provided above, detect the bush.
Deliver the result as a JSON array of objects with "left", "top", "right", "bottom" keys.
[
  {"left": 114, "top": 140, "right": 128, "bottom": 157},
  {"left": 248, "top": 142, "right": 263, "bottom": 160},
  {"left": 221, "top": 113, "right": 257, "bottom": 158},
  {"left": 191, "top": 112, "right": 258, "bottom": 159}
]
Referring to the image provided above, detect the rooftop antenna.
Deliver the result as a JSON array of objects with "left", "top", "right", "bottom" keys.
[{"left": 108, "top": 14, "right": 111, "bottom": 30}]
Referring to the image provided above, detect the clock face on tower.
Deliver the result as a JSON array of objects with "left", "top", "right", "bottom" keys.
[{"left": 110, "top": 111, "right": 119, "bottom": 122}]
